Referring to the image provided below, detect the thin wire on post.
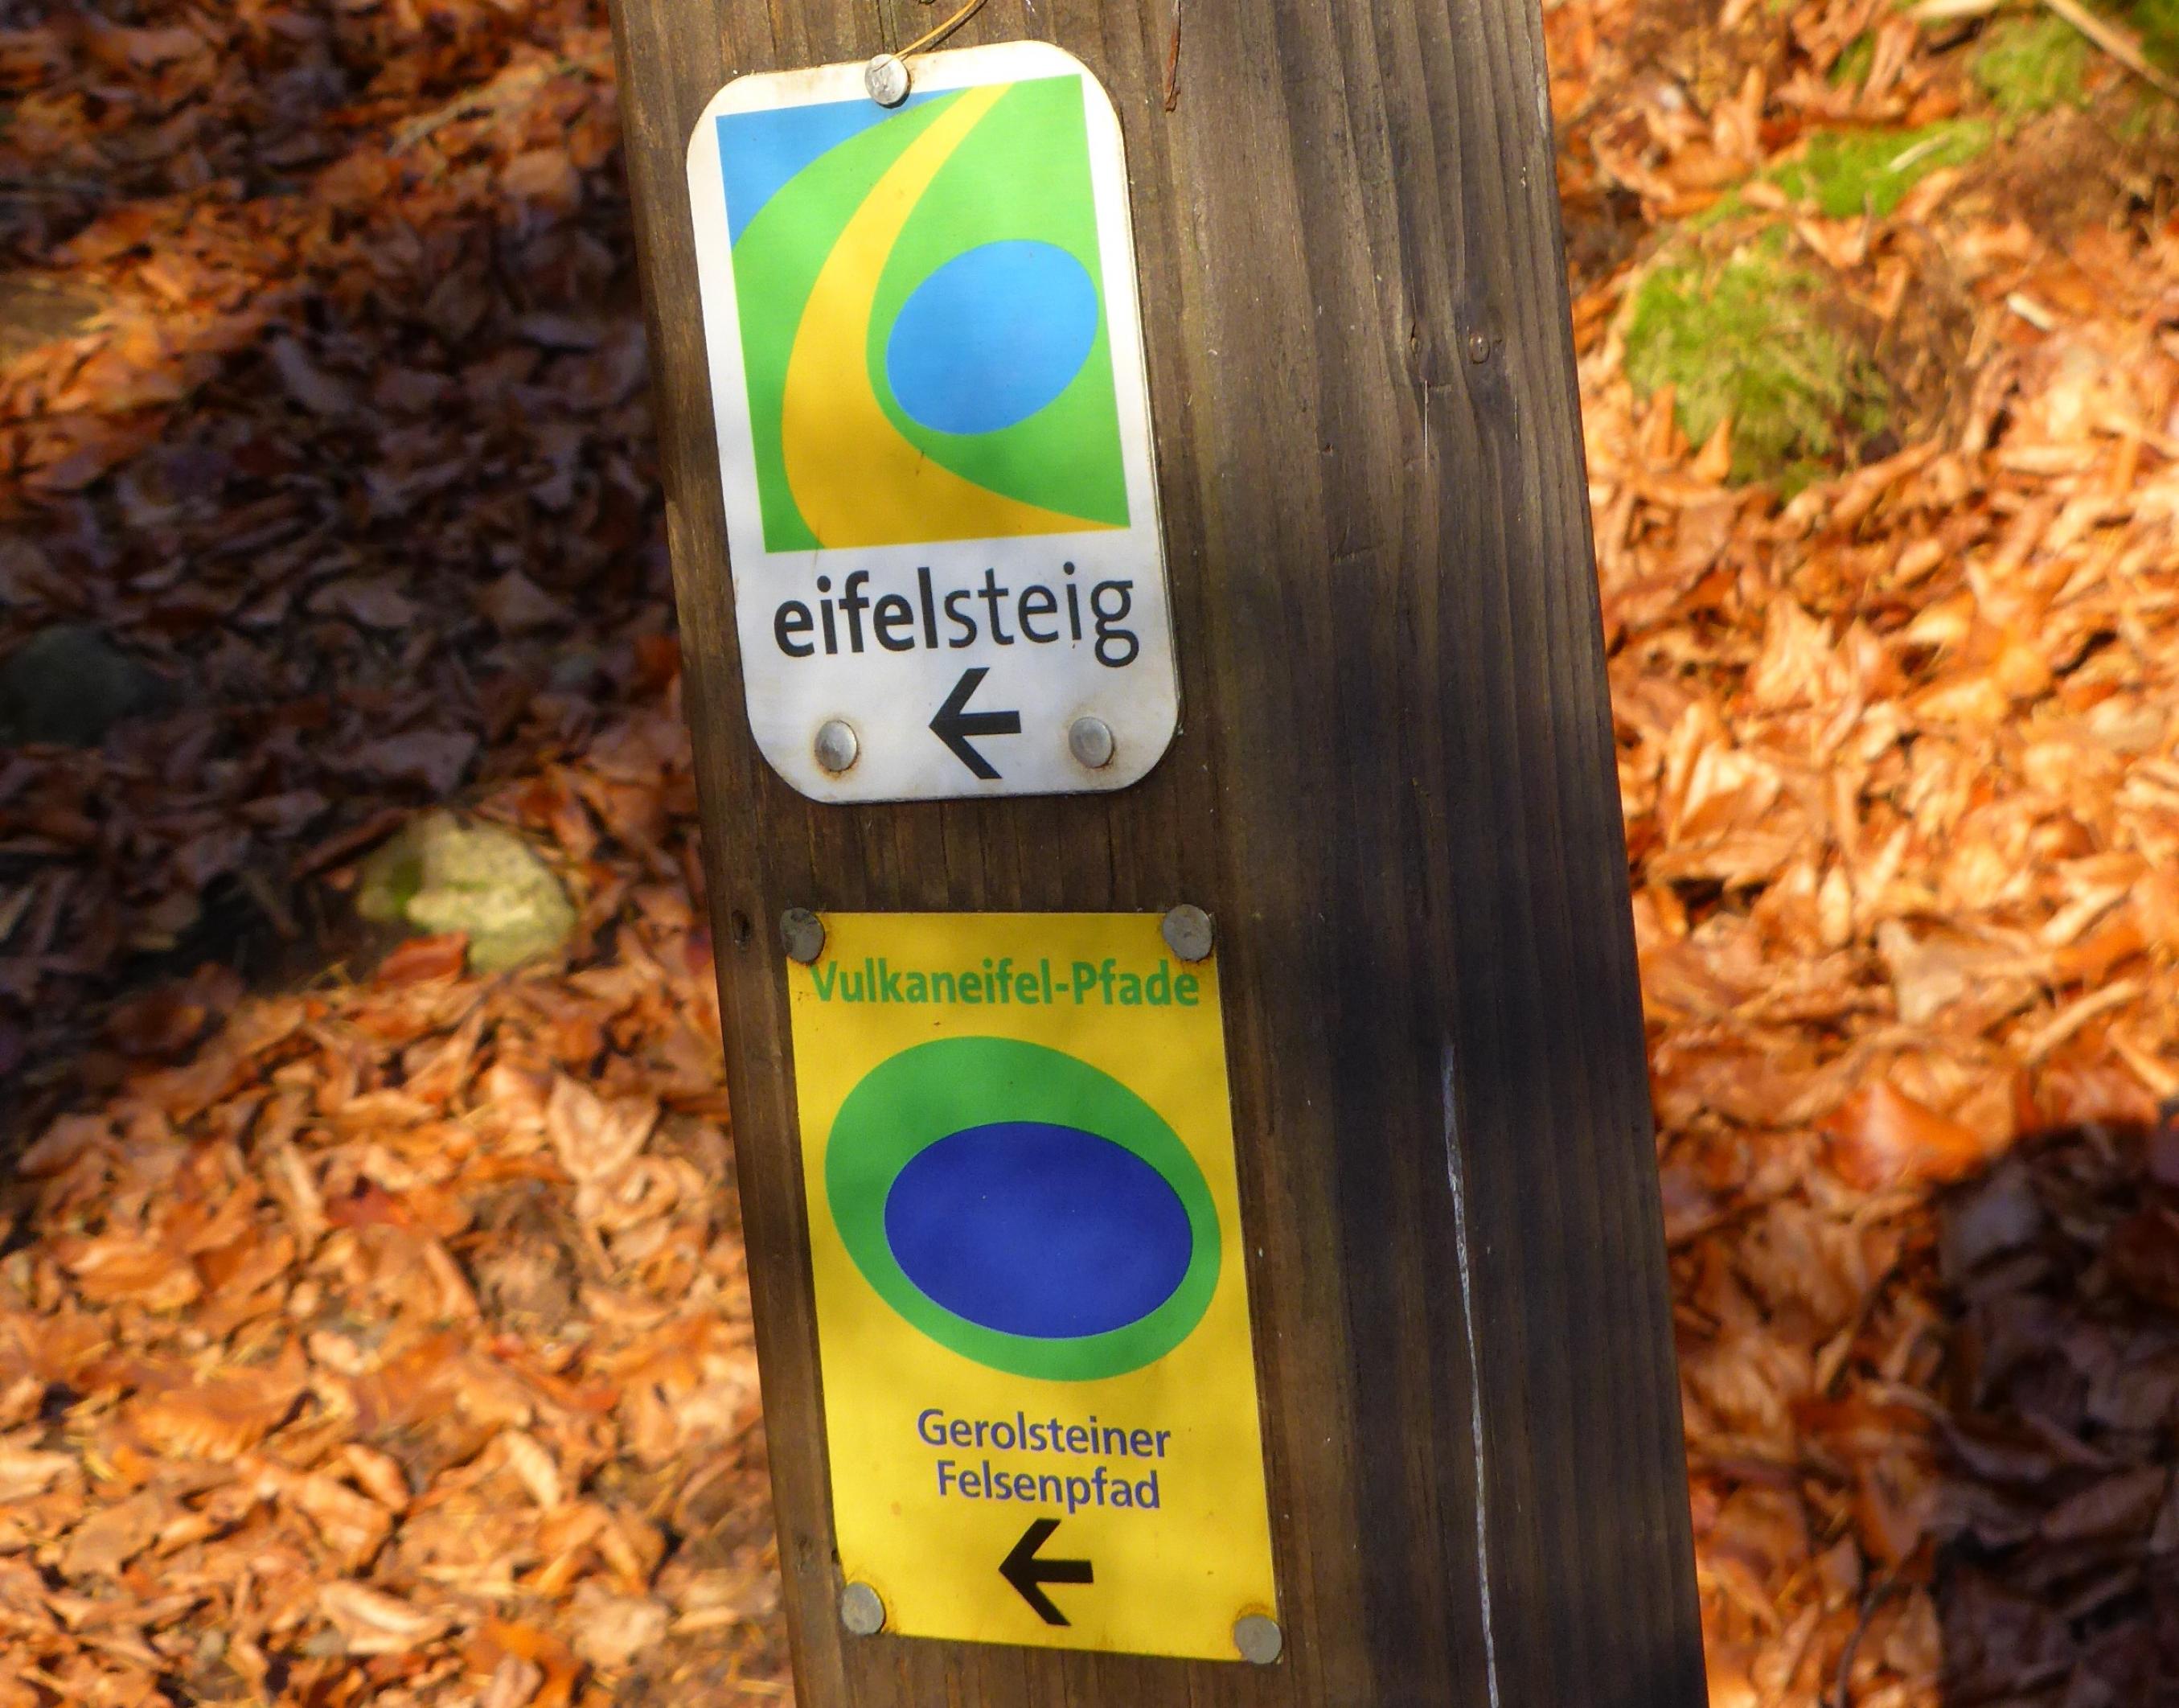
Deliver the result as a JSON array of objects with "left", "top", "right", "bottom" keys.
[{"left": 899, "top": 0, "right": 988, "bottom": 59}]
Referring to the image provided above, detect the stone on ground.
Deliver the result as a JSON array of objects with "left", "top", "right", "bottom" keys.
[
  {"left": 0, "top": 625, "right": 162, "bottom": 746},
  {"left": 357, "top": 811, "right": 577, "bottom": 973}
]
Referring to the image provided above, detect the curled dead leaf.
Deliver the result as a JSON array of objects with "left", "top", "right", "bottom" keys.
[
  {"left": 125, "top": 1343, "right": 305, "bottom": 1460},
  {"left": 566, "top": 1581, "right": 667, "bottom": 1673},
  {"left": 281, "top": 1469, "right": 394, "bottom": 1571},
  {"left": 1821, "top": 1082, "right": 1993, "bottom": 1191},
  {"left": 316, "top": 1581, "right": 449, "bottom": 1656},
  {"left": 546, "top": 1076, "right": 656, "bottom": 1187},
  {"left": 2040, "top": 1467, "right": 2168, "bottom": 1543},
  {"left": 349, "top": 732, "right": 479, "bottom": 794},
  {"left": 480, "top": 1656, "right": 545, "bottom": 1708},
  {"left": 497, "top": 1429, "right": 564, "bottom": 1509},
  {"left": 0, "top": 1444, "right": 76, "bottom": 1503},
  {"left": 2107, "top": 1209, "right": 2179, "bottom": 1313},
  {"left": 59, "top": 1492, "right": 167, "bottom": 1580},
  {"left": 53, "top": 1234, "right": 200, "bottom": 1312},
  {"left": 375, "top": 933, "right": 470, "bottom": 985}
]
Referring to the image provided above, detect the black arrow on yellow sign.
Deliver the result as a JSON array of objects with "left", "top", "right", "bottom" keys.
[{"left": 999, "top": 1517, "right": 1094, "bottom": 1625}]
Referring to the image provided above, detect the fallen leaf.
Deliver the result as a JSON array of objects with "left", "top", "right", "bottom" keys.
[
  {"left": 310, "top": 577, "right": 420, "bottom": 631},
  {"left": 375, "top": 932, "right": 470, "bottom": 985},
  {"left": 546, "top": 1076, "right": 656, "bottom": 1186},
  {"left": 317, "top": 1582, "right": 450, "bottom": 1656},
  {"left": 267, "top": 336, "right": 355, "bottom": 417},
  {"left": 60, "top": 1493, "right": 166, "bottom": 1580},
  {"left": 1822, "top": 1083, "right": 1992, "bottom": 1190},
  {"left": 349, "top": 733, "right": 479, "bottom": 794},
  {"left": 125, "top": 1344, "right": 305, "bottom": 1460},
  {"left": 0, "top": 1445, "right": 77, "bottom": 1503},
  {"left": 565, "top": 1582, "right": 667, "bottom": 1673}
]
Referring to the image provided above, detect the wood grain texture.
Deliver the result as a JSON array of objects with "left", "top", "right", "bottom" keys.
[{"left": 605, "top": 0, "right": 1707, "bottom": 1701}]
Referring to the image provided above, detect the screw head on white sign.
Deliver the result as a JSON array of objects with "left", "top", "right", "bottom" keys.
[
  {"left": 864, "top": 54, "right": 910, "bottom": 106},
  {"left": 1068, "top": 714, "right": 1115, "bottom": 770},
  {"left": 814, "top": 719, "right": 860, "bottom": 774}
]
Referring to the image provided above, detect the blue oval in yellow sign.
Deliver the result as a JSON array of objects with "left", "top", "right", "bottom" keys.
[
  {"left": 884, "top": 1119, "right": 1194, "bottom": 1338},
  {"left": 827, "top": 1037, "right": 1220, "bottom": 1380}
]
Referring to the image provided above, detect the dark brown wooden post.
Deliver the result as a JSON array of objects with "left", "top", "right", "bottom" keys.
[{"left": 606, "top": 0, "right": 1707, "bottom": 1702}]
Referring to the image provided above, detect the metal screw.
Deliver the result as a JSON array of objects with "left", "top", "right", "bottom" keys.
[
  {"left": 1069, "top": 715, "right": 1116, "bottom": 770},
  {"left": 1233, "top": 1614, "right": 1283, "bottom": 1665},
  {"left": 782, "top": 908, "right": 827, "bottom": 966},
  {"left": 1466, "top": 329, "right": 1491, "bottom": 363},
  {"left": 840, "top": 1582, "right": 886, "bottom": 1636},
  {"left": 864, "top": 53, "right": 910, "bottom": 106},
  {"left": 815, "top": 719, "right": 860, "bottom": 775},
  {"left": 1161, "top": 905, "right": 1215, "bottom": 963}
]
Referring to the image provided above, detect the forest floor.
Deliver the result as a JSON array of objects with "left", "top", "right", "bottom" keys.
[{"left": 6, "top": 0, "right": 2179, "bottom": 1703}]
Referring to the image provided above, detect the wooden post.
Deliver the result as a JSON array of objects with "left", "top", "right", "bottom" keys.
[{"left": 607, "top": 0, "right": 1707, "bottom": 1702}]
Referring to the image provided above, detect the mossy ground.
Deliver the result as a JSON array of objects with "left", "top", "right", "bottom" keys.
[
  {"left": 1624, "top": 232, "right": 1889, "bottom": 489},
  {"left": 1769, "top": 120, "right": 1992, "bottom": 219},
  {"left": 1973, "top": 17, "right": 2091, "bottom": 121},
  {"left": 2128, "top": 0, "right": 2179, "bottom": 66},
  {"left": 1623, "top": 113, "right": 1996, "bottom": 487},
  {"left": 1611, "top": 0, "right": 2179, "bottom": 489}
]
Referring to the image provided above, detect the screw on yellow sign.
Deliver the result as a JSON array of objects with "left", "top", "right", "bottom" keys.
[{"left": 785, "top": 914, "right": 1278, "bottom": 1661}]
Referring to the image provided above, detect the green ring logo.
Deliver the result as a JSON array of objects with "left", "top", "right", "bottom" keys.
[{"left": 826, "top": 1037, "right": 1220, "bottom": 1381}]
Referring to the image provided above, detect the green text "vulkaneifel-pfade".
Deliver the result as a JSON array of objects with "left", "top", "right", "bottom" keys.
[{"left": 809, "top": 956, "right": 1200, "bottom": 1008}]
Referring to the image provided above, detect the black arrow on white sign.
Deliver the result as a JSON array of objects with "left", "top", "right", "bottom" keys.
[
  {"left": 930, "top": 666, "right": 1022, "bottom": 780},
  {"left": 999, "top": 1517, "right": 1094, "bottom": 1625}
]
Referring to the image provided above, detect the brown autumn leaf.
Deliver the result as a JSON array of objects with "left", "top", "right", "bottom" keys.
[
  {"left": 59, "top": 1492, "right": 166, "bottom": 1580},
  {"left": 1820, "top": 1082, "right": 1993, "bottom": 1191},
  {"left": 309, "top": 577, "right": 420, "bottom": 631},
  {"left": 565, "top": 1581, "right": 668, "bottom": 1673},
  {"left": 267, "top": 336, "right": 355, "bottom": 418},
  {"left": 2107, "top": 1209, "right": 2179, "bottom": 1313},
  {"left": 2040, "top": 1468, "right": 2169, "bottom": 1543},
  {"left": 52, "top": 1234, "right": 200, "bottom": 1312},
  {"left": 479, "top": 1657, "right": 545, "bottom": 1708},
  {"left": 348, "top": 732, "right": 479, "bottom": 794},
  {"left": 316, "top": 1582, "right": 450, "bottom": 1656},
  {"left": 545, "top": 1075, "right": 657, "bottom": 1186},
  {"left": 278, "top": 1468, "right": 395, "bottom": 1571},
  {"left": 16, "top": 1115, "right": 112, "bottom": 1178},
  {"left": 0, "top": 1444, "right": 78, "bottom": 1503},
  {"left": 375, "top": 933, "right": 470, "bottom": 985},
  {"left": 501, "top": 148, "right": 581, "bottom": 211},
  {"left": 474, "top": 570, "right": 568, "bottom": 633},
  {"left": 124, "top": 1342, "right": 306, "bottom": 1461},
  {"left": 469, "top": 1620, "right": 581, "bottom": 1706},
  {"left": 103, "top": 983, "right": 211, "bottom": 1057}
]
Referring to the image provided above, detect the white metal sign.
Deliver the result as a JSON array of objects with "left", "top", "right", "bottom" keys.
[{"left": 686, "top": 43, "right": 1178, "bottom": 803}]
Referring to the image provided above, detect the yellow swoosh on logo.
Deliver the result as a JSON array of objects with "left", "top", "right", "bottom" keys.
[{"left": 780, "top": 84, "right": 1116, "bottom": 548}]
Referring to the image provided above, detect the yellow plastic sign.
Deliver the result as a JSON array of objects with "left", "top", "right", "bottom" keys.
[{"left": 785, "top": 913, "right": 1278, "bottom": 1660}]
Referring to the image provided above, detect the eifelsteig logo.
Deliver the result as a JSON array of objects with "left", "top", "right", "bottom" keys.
[{"left": 716, "top": 76, "right": 1129, "bottom": 552}]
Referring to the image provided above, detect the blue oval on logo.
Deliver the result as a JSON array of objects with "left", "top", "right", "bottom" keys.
[
  {"left": 884, "top": 241, "right": 1098, "bottom": 436},
  {"left": 883, "top": 1122, "right": 1193, "bottom": 1340}
]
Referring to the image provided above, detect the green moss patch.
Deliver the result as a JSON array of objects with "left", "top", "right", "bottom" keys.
[
  {"left": 1830, "top": 32, "right": 1877, "bottom": 89},
  {"left": 2125, "top": 0, "right": 2179, "bottom": 68},
  {"left": 1770, "top": 120, "right": 1992, "bottom": 220},
  {"left": 1624, "top": 234, "right": 1889, "bottom": 487},
  {"left": 1974, "top": 17, "right": 2091, "bottom": 119}
]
